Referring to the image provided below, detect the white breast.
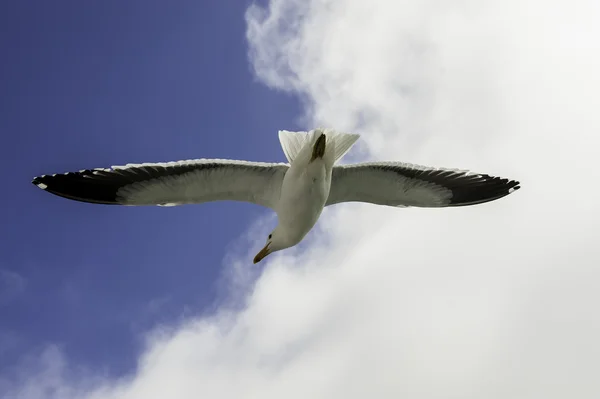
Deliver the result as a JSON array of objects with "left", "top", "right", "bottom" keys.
[{"left": 276, "top": 159, "right": 331, "bottom": 244}]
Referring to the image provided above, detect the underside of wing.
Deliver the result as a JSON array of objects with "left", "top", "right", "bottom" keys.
[
  {"left": 32, "top": 159, "right": 289, "bottom": 210},
  {"left": 326, "top": 162, "right": 520, "bottom": 208}
]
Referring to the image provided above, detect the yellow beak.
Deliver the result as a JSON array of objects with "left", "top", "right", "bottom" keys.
[{"left": 253, "top": 243, "right": 271, "bottom": 264}]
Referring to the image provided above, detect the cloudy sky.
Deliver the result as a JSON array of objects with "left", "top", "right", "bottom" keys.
[{"left": 2, "top": 0, "right": 599, "bottom": 398}]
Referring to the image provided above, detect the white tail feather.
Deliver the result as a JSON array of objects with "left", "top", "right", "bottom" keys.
[
  {"left": 323, "top": 129, "right": 360, "bottom": 164},
  {"left": 278, "top": 130, "right": 308, "bottom": 163},
  {"left": 278, "top": 128, "right": 360, "bottom": 165}
]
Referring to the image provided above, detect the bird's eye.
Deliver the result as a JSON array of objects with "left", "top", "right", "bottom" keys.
[{"left": 268, "top": 234, "right": 272, "bottom": 239}]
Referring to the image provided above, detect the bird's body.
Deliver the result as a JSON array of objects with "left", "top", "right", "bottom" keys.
[
  {"left": 32, "top": 128, "right": 521, "bottom": 262},
  {"left": 277, "top": 134, "right": 332, "bottom": 247}
]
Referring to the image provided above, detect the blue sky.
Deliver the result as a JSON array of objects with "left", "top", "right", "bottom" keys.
[
  {"left": 0, "top": 1, "right": 300, "bottom": 379},
  {"left": 1, "top": 1, "right": 599, "bottom": 397}
]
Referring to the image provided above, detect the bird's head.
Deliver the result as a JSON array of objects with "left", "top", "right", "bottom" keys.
[{"left": 253, "top": 227, "right": 290, "bottom": 264}]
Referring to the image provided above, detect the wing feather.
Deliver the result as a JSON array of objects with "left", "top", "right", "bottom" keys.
[
  {"left": 32, "top": 159, "right": 289, "bottom": 210},
  {"left": 326, "top": 162, "right": 520, "bottom": 208}
]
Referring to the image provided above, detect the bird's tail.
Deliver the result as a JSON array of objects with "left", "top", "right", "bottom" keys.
[
  {"left": 321, "top": 129, "right": 360, "bottom": 165},
  {"left": 278, "top": 128, "right": 360, "bottom": 165}
]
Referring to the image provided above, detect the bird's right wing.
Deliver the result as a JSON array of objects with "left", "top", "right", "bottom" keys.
[
  {"left": 32, "top": 159, "right": 289, "bottom": 210},
  {"left": 326, "top": 162, "right": 520, "bottom": 208}
]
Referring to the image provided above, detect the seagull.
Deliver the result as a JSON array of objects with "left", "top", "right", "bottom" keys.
[{"left": 32, "top": 128, "right": 520, "bottom": 263}]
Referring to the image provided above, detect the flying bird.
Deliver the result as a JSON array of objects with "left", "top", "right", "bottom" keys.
[{"left": 32, "top": 129, "right": 520, "bottom": 263}]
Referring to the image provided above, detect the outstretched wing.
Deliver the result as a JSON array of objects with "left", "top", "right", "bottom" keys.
[
  {"left": 32, "top": 159, "right": 289, "bottom": 210},
  {"left": 326, "top": 162, "right": 520, "bottom": 208}
]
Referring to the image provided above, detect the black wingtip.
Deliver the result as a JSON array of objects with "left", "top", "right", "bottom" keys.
[
  {"left": 448, "top": 176, "right": 521, "bottom": 207},
  {"left": 32, "top": 175, "right": 48, "bottom": 189},
  {"left": 30, "top": 171, "right": 121, "bottom": 205}
]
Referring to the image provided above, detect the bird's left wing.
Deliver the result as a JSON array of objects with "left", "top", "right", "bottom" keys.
[
  {"left": 326, "top": 162, "right": 520, "bottom": 208},
  {"left": 32, "top": 159, "right": 289, "bottom": 210}
]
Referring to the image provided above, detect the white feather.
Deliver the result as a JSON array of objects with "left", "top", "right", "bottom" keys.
[
  {"left": 326, "top": 162, "right": 473, "bottom": 207},
  {"left": 278, "top": 128, "right": 360, "bottom": 165},
  {"left": 278, "top": 130, "right": 308, "bottom": 164},
  {"left": 321, "top": 128, "right": 360, "bottom": 164},
  {"left": 114, "top": 159, "right": 289, "bottom": 210}
]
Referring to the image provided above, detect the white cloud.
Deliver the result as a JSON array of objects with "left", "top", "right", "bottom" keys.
[{"left": 6, "top": 0, "right": 600, "bottom": 398}]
